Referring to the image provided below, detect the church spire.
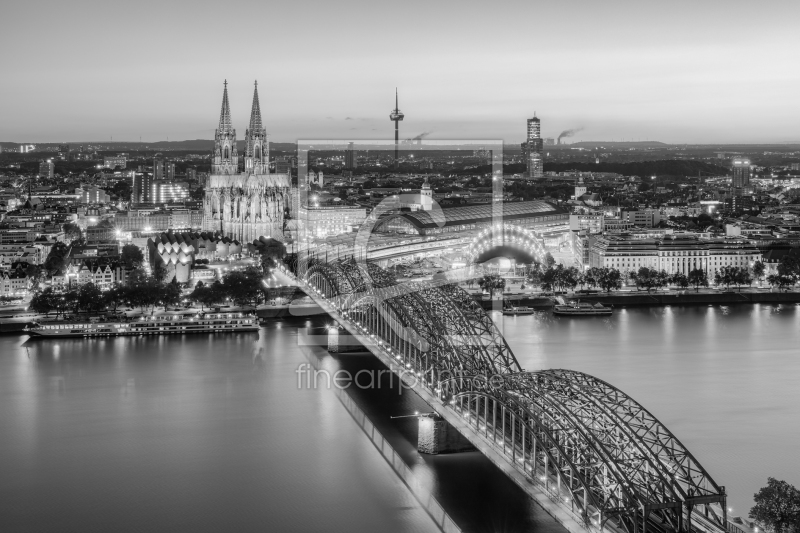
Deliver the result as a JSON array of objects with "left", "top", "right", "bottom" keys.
[
  {"left": 218, "top": 79, "right": 233, "bottom": 133},
  {"left": 212, "top": 80, "right": 238, "bottom": 175},
  {"left": 244, "top": 80, "right": 268, "bottom": 175},
  {"left": 249, "top": 80, "right": 263, "bottom": 132}
]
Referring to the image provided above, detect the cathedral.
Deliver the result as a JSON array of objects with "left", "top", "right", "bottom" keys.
[{"left": 202, "top": 81, "right": 291, "bottom": 243}]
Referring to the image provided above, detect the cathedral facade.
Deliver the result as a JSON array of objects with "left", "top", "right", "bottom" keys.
[{"left": 203, "top": 81, "right": 291, "bottom": 243}]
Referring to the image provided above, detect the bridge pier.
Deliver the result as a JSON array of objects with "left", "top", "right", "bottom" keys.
[{"left": 417, "top": 414, "right": 475, "bottom": 455}]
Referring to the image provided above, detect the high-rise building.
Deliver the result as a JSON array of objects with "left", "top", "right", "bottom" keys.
[
  {"left": 732, "top": 157, "right": 751, "bottom": 189},
  {"left": 39, "top": 159, "right": 54, "bottom": 179},
  {"left": 345, "top": 142, "right": 357, "bottom": 170},
  {"left": 165, "top": 161, "right": 176, "bottom": 181},
  {"left": 132, "top": 172, "right": 152, "bottom": 203},
  {"left": 153, "top": 158, "right": 164, "bottom": 180},
  {"left": 523, "top": 114, "right": 544, "bottom": 179}
]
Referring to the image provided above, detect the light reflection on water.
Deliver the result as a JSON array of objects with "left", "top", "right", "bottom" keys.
[
  {"left": 495, "top": 304, "right": 800, "bottom": 515},
  {"left": 1, "top": 304, "right": 797, "bottom": 531}
]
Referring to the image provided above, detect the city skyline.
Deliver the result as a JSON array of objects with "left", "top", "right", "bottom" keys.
[{"left": 2, "top": 0, "right": 799, "bottom": 145}]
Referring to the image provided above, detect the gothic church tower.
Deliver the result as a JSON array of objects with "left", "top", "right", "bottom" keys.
[
  {"left": 244, "top": 81, "right": 269, "bottom": 175},
  {"left": 212, "top": 80, "right": 238, "bottom": 175}
]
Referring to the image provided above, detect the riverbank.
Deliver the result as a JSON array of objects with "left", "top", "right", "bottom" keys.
[{"left": 565, "top": 290, "right": 800, "bottom": 307}]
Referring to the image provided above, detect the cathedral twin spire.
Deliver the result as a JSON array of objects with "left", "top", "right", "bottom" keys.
[{"left": 212, "top": 80, "right": 268, "bottom": 175}]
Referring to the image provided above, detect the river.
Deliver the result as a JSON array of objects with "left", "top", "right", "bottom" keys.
[{"left": 0, "top": 304, "right": 798, "bottom": 532}]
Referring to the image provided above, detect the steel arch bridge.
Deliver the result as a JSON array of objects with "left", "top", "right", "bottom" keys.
[{"left": 296, "top": 256, "right": 727, "bottom": 533}]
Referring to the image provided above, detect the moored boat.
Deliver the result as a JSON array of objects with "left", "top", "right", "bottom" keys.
[
  {"left": 24, "top": 312, "right": 259, "bottom": 338},
  {"left": 552, "top": 301, "right": 612, "bottom": 316},
  {"left": 502, "top": 305, "right": 535, "bottom": 316}
]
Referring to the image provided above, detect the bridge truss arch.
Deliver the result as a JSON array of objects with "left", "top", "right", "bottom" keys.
[{"left": 298, "top": 257, "right": 727, "bottom": 533}]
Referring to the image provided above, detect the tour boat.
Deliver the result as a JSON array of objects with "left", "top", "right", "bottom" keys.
[
  {"left": 24, "top": 312, "right": 260, "bottom": 338},
  {"left": 502, "top": 305, "right": 535, "bottom": 316},
  {"left": 552, "top": 301, "right": 613, "bottom": 316}
]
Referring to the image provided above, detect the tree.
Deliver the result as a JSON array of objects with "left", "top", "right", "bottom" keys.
[
  {"left": 671, "top": 272, "right": 690, "bottom": 290},
  {"left": 63, "top": 222, "right": 82, "bottom": 243},
  {"left": 104, "top": 284, "right": 127, "bottom": 312},
  {"left": 159, "top": 280, "right": 183, "bottom": 311},
  {"left": 630, "top": 267, "right": 668, "bottom": 293},
  {"left": 584, "top": 267, "right": 603, "bottom": 289},
  {"left": 735, "top": 267, "right": 753, "bottom": 291},
  {"left": 749, "top": 478, "right": 800, "bottom": 533},
  {"left": 221, "top": 266, "right": 264, "bottom": 307},
  {"left": 752, "top": 260, "right": 766, "bottom": 283},
  {"left": 715, "top": 266, "right": 750, "bottom": 290},
  {"left": 767, "top": 273, "right": 794, "bottom": 292},
  {"left": 189, "top": 281, "right": 224, "bottom": 310},
  {"left": 29, "top": 288, "right": 54, "bottom": 316},
  {"left": 688, "top": 268, "right": 708, "bottom": 292},
  {"left": 77, "top": 283, "right": 103, "bottom": 313},
  {"left": 44, "top": 242, "right": 70, "bottom": 275},
  {"left": 478, "top": 274, "right": 506, "bottom": 298},
  {"left": 777, "top": 255, "right": 800, "bottom": 280},
  {"left": 544, "top": 252, "right": 556, "bottom": 268},
  {"left": 120, "top": 244, "right": 144, "bottom": 269},
  {"left": 124, "top": 267, "right": 162, "bottom": 312},
  {"left": 23, "top": 264, "right": 46, "bottom": 291},
  {"left": 540, "top": 265, "right": 580, "bottom": 292},
  {"left": 597, "top": 268, "right": 623, "bottom": 293}
]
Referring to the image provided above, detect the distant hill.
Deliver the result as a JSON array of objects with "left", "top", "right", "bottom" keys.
[
  {"left": 568, "top": 141, "right": 668, "bottom": 149},
  {"left": 544, "top": 159, "right": 729, "bottom": 177}
]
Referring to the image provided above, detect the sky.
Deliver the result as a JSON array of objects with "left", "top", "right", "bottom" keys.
[{"left": 1, "top": 0, "right": 799, "bottom": 144}]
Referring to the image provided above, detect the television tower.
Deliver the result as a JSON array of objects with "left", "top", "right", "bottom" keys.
[{"left": 389, "top": 88, "right": 404, "bottom": 170}]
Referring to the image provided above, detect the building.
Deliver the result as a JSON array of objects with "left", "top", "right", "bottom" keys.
[
  {"left": 39, "top": 159, "right": 54, "bottom": 179},
  {"left": 132, "top": 172, "right": 152, "bottom": 203},
  {"left": 732, "top": 157, "right": 751, "bottom": 189},
  {"left": 152, "top": 181, "right": 189, "bottom": 203},
  {"left": 397, "top": 179, "right": 434, "bottom": 211},
  {"left": 589, "top": 235, "right": 761, "bottom": 277},
  {"left": 345, "top": 142, "right": 357, "bottom": 170},
  {"left": 203, "top": 81, "right": 291, "bottom": 242},
  {"left": 104, "top": 155, "right": 127, "bottom": 169},
  {"left": 78, "top": 186, "right": 111, "bottom": 204},
  {"left": 298, "top": 204, "right": 368, "bottom": 240},
  {"left": 58, "top": 144, "right": 71, "bottom": 161},
  {"left": 115, "top": 208, "right": 202, "bottom": 232},
  {"left": 569, "top": 213, "right": 604, "bottom": 234},
  {"left": 0, "top": 271, "right": 31, "bottom": 297},
  {"left": 522, "top": 115, "right": 544, "bottom": 179},
  {"left": 374, "top": 200, "right": 568, "bottom": 237},
  {"left": 621, "top": 209, "right": 661, "bottom": 227}
]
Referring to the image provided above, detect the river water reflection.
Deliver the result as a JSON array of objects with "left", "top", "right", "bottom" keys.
[{"left": 0, "top": 304, "right": 798, "bottom": 532}]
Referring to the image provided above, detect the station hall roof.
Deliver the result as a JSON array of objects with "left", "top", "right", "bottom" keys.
[{"left": 379, "top": 200, "right": 565, "bottom": 231}]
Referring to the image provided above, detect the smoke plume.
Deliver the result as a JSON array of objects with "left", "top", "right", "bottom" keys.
[{"left": 557, "top": 127, "right": 584, "bottom": 144}]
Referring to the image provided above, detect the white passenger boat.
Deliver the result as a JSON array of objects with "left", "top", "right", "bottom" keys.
[
  {"left": 24, "top": 312, "right": 260, "bottom": 338},
  {"left": 552, "top": 301, "right": 613, "bottom": 316},
  {"left": 502, "top": 305, "right": 535, "bottom": 316}
]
